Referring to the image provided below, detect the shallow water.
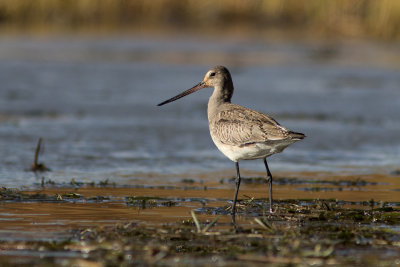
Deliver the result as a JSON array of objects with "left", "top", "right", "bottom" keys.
[
  {"left": 0, "top": 35, "right": 400, "bottom": 188},
  {"left": 0, "top": 35, "right": 400, "bottom": 245},
  {"left": 0, "top": 34, "right": 399, "bottom": 267},
  {"left": 0, "top": 172, "right": 398, "bottom": 243}
]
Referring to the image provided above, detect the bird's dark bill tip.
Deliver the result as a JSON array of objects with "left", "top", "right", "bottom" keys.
[
  {"left": 157, "top": 98, "right": 174, "bottom": 106},
  {"left": 156, "top": 81, "right": 207, "bottom": 107}
]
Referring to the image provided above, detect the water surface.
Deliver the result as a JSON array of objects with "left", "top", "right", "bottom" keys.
[{"left": 1, "top": 36, "right": 399, "bottom": 188}]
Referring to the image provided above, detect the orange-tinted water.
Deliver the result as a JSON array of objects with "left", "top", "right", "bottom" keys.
[{"left": 0, "top": 172, "right": 398, "bottom": 240}]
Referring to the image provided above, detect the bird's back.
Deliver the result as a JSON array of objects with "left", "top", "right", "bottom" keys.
[{"left": 208, "top": 103, "right": 304, "bottom": 161}]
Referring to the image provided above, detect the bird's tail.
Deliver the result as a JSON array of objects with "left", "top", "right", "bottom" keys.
[{"left": 289, "top": 131, "right": 306, "bottom": 140}]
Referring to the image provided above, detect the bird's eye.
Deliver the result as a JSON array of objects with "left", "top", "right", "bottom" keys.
[{"left": 209, "top": 72, "right": 216, "bottom": 77}]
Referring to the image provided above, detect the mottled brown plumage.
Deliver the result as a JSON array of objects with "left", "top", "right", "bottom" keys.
[
  {"left": 158, "top": 66, "right": 305, "bottom": 218},
  {"left": 209, "top": 103, "right": 304, "bottom": 158},
  {"left": 205, "top": 66, "right": 304, "bottom": 162}
]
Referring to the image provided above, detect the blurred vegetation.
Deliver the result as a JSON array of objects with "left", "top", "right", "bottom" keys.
[{"left": 0, "top": 0, "right": 400, "bottom": 40}]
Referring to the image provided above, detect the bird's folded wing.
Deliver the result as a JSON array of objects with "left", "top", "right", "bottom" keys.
[{"left": 210, "top": 105, "right": 290, "bottom": 146}]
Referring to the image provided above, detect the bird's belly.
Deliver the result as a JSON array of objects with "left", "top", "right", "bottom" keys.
[{"left": 211, "top": 140, "right": 275, "bottom": 162}]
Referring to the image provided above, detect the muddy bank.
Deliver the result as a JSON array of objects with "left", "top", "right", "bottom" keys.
[
  {"left": 0, "top": 171, "right": 399, "bottom": 266},
  {"left": 0, "top": 198, "right": 398, "bottom": 266}
]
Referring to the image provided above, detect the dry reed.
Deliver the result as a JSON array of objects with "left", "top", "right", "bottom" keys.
[{"left": 0, "top": 0, "right": 399, "bottom": 40}]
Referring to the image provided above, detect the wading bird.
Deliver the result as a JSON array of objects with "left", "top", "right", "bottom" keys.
[{"left": 158, "top": 66, "right": 305, "bottom": 219}]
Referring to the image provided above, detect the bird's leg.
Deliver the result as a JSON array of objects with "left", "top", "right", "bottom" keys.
[
  {"left": 263, "top": 158, "right": 273, "bottom": 213},
  {"left": 232, "top": 161, "right": 241, "bottom": 221}
]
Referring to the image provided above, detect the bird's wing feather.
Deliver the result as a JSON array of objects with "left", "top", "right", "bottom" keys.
[{"left": 210, "top": 104, "right": 290, "bottom": 146}]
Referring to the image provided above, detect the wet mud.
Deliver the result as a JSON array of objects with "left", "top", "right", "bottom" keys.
[{"left": 0, "top": 172, "right": 398, "bottom": 266}]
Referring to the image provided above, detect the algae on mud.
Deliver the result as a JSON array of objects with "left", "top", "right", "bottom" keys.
[
  {"left": 0, "top": 199, "right": 398, "bottom": 266},
  {"left": 0, "top": 182, "right": 399, "bottom": 266}
]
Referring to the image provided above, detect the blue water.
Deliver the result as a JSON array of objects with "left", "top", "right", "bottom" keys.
[{"left": 0, "top": 36, "right": 399, "bottom": 187}]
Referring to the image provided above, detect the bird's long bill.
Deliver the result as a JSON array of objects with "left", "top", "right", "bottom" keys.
[{"left": 157, "top": 82, "right": 206, "bottom": 106}]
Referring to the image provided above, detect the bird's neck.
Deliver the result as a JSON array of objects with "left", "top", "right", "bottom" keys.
[{"left": 207, "top": 84, "right": 233, "bottom": 120}]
